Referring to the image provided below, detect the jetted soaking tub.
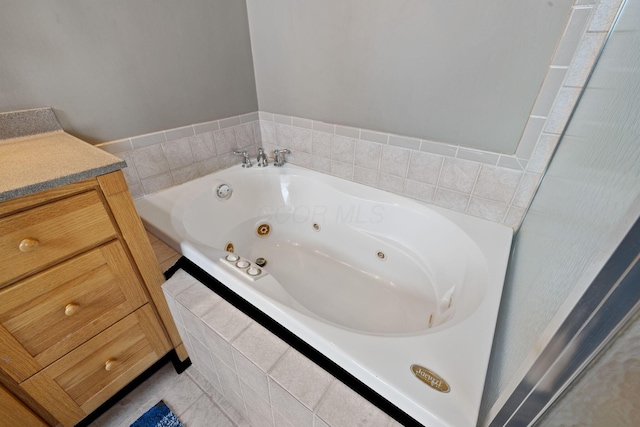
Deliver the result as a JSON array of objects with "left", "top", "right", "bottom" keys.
[{"left": 135, "top": 164, "right": 512, "bottom": 427}]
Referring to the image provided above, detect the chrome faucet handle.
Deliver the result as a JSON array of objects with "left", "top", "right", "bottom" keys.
[
  {"left": 233, "top": 150, "right": 252, "bottom": 168},
  {"left": 256, "top": 148, "right": 268, "bottom": 167},
  {"left": 273, "top": 149, "right": 290, "bottom": 167}
]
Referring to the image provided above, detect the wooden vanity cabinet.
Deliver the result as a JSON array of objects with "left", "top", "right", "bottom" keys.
[
  {"left": 0, "top": 170, "right": 184, "bottom": 426},
  {"left": 0, "top": 383, "right": 48, "bottom": 427}
]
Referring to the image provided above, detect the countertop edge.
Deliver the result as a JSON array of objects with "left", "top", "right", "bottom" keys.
[{"left": 0, "top": 160, "right": 126, "bottom": 202}]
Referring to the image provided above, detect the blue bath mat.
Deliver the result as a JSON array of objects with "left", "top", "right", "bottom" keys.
[{"left": 130, "top": 400, "right": 183, "bottom": 427}]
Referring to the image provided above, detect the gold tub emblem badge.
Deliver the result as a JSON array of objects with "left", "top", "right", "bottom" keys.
[{"left": 410, "top": 365, "right": 450, "bottom": 393}]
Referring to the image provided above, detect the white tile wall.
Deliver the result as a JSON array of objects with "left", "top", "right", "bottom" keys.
[{"left": 163, "top": 270, "right": 399, "bottom": 427}]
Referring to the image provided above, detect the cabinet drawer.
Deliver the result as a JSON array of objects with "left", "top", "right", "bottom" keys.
[
  {"left": 0, "top": 242, "right": 149, "bottom": 367},
  {"left": 37, "top": 305, "right": 170, "bottom": 416},
  {"left": 0, "top": 191, "right": 117, "bottom": 286}
]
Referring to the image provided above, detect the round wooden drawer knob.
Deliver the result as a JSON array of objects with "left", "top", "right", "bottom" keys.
[
  {"left": 64, "top": 303, "right": 80, "bottom": 317},
  {"left": 18, "top": 238, "right": 39, "bottom": 252},
  {"left": 104, "top": 359, "right": 118, "bottom": 372}
]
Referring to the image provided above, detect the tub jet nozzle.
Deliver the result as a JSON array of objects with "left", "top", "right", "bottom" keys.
[{"left": 255, "top": 257, "right": 267, "bottom": 267}]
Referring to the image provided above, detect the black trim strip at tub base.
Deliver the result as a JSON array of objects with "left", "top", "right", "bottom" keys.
[{"left": 167, "top": 256, "right": 424, "bottom": 427}]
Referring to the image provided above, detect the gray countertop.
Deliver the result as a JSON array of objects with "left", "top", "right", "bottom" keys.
[{"left": 0, "top": 130, "right": 126, "bottom": 202}]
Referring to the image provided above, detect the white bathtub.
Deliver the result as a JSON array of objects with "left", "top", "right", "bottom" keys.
[{"left": 135, "top": 164, "right": 512, "bottom": 427}]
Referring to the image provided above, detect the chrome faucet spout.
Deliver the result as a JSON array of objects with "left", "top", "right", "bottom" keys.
[
  {"left": 256, "top": 148, "right": 268, "bottom": 167},
  {"left": 233, "top": 150, "right": 252, "bottom": 168},
  {"left": 273, "top": 149, "right": 290, "bottom": 167}
]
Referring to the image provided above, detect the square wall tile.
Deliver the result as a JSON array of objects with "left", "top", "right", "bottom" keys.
[
  {"left": 261, "top": 121, "right": 276, "bottom": 144},
  {"left": 472, "top": 165, "right": 522, "bottom": 204},
  {"left": 467, "top": 197, "right": 509, "bottom": 223},
  {"left": 163, "top": 137, "right": 195, "bottom": 170},
  {"left": 434, "top": 188, "right": 469, "bottom": 213},
  {"left": 377, "top": 173, "right": 405, "bottom": 194},
  {"left": 292, "top": 127, "right": 312, "bottom": 153},
  {"left": 162, "top": 269, "right": 197, "bottom": 297},
  {"left": 438, "top": 158, "right": 480, "bottom": 194},
  {"left": 379, "top": 145, "right": 410, "bottom": 177},
  {"left": 276, "top": 124, "right": 293, "bottom": 148},
  {"left": 141, "top": 172, "right": 173, "bottom": 194},
  {"left": 202, "top": 325, "right": 236, "bottom": 369},
  {"left": 269, "top": 349, "right": 334, "bottom": 411},
  {"left": 354, "top": 140, "right": 382, "bottom": 170},
  {"left": 235, "top": 123, "right": 256, "bottom": 148},
  {"left": 240, "top": 381, "right": 273, "bottom": 425},
  {"left": 312, "top": 131, "right": 332, "bottom": 158},
  {"left": 234, "top": 351, "right": 270, "bottom": 402},
  {"left": 197, "top": 157, "right": 221, "bottom": 176},
  {"left": 190, "top": 132, "right": 217, "bottom": 160},
  {"left": 331, "top": 161, "right": 354, "bottom": 180},
  {"left": 317, "top": 382, "right": 391, "bottom": 427},
  {"left": 403, "top": 180, "right": 436, "bottom": 203},
  {"left": 353, "top": 166, "right": 378, "bottom": 187},
  {"left": 174, "top": 282, "right": 223, "bottom": 318},
  {"left": 232, "top": 323, "right": 290, "bottom": 373},
  {"left": 331, "top": 135, "right": 356, "bottom": 163},
  {"left": 131, "top": 144, "right": 170, "bottom": 179},
  {"left": 171, "top": 165, "right": 199, "bottom": 186},
  {"left": 407, "top": 151, "right": 443, "bottom": 185},
  {"left": 116, "top": 151, "right": 141, "bottom": 187},
  {"left": 269, "top": 380, "right": 314, "bottom": 427},
  {"left": 312, "top": 156, "right": 331, "bottom": 173},
  {"left": 200, "top": 299, "right": 252, "bottom": 342},
  {"left": 214, "top": 128, "right": 238, "bottom": 155},
  {"left": 289, "top": 151, "right": 313, "bottom": 168}
]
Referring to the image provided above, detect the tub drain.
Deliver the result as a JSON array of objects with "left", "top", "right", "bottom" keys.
[{"left": 256, "top": 222, "right": 271, "bottom": 237}]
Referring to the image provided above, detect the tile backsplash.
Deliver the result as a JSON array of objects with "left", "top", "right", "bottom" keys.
[
  {"left": 97, "top": 112, "right": 261, "bottom": 200},
  {"left": 100, "top": 112, "right": 532, "bottom": 228},
  {"left": 258, "top": 111, "right": 532, "bottom": 228}
]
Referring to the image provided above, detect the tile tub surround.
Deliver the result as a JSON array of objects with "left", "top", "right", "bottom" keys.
[
  {"left": 162, "top": 269, "right": 405, "bottom": 427},
  {"left": 260, "top": 112, "right": 533, "bottom": 229},
  {"left": 96, "top": 112, "right": 261, "bottom": 200}
]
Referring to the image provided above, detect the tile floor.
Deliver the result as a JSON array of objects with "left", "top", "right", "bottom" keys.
[{"left": 90, "top": 363, "right": 244, "bottom": 426}]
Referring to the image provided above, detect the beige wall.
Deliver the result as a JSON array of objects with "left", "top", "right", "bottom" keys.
[
  {"left": 0, "top": 0, "right": 258, "bottom": 144},
  {"left": 246, "top": 0, "right": 573, "bottom": 154}
]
